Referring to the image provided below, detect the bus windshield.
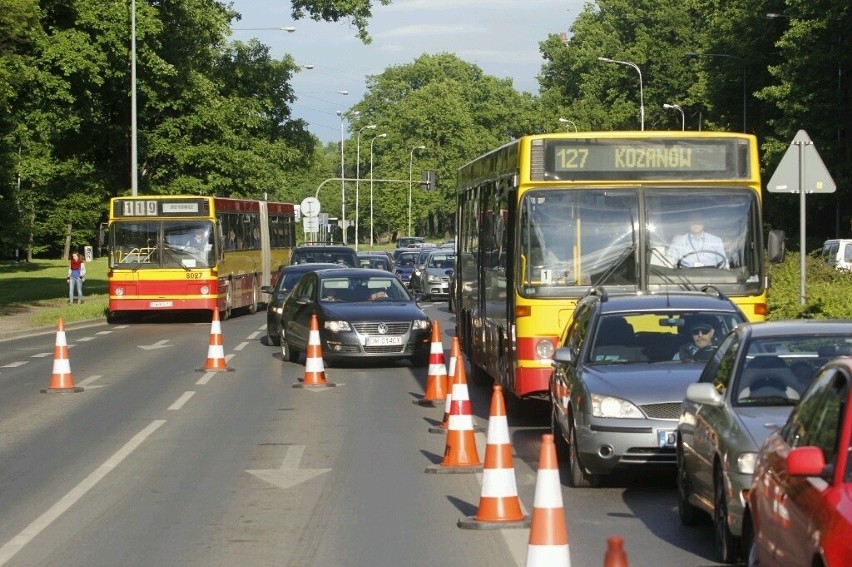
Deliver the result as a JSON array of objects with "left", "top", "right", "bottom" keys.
[
  {"left": 518, "top": 187, "right": 760, "bottom": 297},
  {"left": 110, "top": 220, "right": 215, "bottom": 269}
]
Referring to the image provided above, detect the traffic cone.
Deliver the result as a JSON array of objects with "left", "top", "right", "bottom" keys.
[
  {"left": 414, "top": 321, "right": 448, "bottom": 406},
  {"left": 458, "top": 384, "right": 530, "bottom": 529},
  {"left": 425, "top": 349, "right": 482, "bottom": 474},
  {"left": 293, "top": 314, "right": 336, "bottom": 388},
  {"left": 603, "top": 536, "right": 629, "bottom": 567},
  {"left": 41, "top": 318, "right": 83, "bottom": 393},
  {"left": 197, "top": 308, "right": 233, "bottom": 372},
  {"left": 428, "top": 336, "right": 458, "bottom": 433},
  {"left": 525, "top": 434, "right": 571, "bottom": 567}
]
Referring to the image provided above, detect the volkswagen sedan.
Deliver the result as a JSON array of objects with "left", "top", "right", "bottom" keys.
[{"left": 278, "top": 268, "right": 432, "bottom": 366}]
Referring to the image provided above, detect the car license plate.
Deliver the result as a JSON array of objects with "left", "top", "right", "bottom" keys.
[
  {"left": 366, "top": 335, "right": 403, "bottom": 346},
  {"left": 150, "top": 301, "right": 174, "bottom": 308},
  {"left": 658, "top": 430, "right": 676, "bottom": 448}
]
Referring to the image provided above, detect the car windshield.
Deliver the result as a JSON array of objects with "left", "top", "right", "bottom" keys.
[
  {"left": 588, "top": 311, "right": 742, "bottom": 365},
  {"left": 291, "top": 249, "right": 357, "bottom": 267},
  {"left": 396, "top": 252, "right": 418, "bottom": 267},
  {"left": 427, "top": 254, "right": 454, "bottom": 269},
  {"left": 320, "top": 276, "right": 410, "bottom": 302},
  {"left": 734, "top": 336, "right": 852, "bottom": 406}
]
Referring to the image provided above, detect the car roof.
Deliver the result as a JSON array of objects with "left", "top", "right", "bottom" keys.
[
  {"left": 735, "top": 319, "right": 852, "bottom": 338},
  {"left": 315, "top": 268, "right": 401, "bottom": 279},
  {"left": 277, "top": 262, "right": 339, "bottom": 274},
  {"left": 293, "top": 245, "right": 356, "bottom": 252},
  {"left": 587, "top": 290, "right": 744, "bottom": 315}
]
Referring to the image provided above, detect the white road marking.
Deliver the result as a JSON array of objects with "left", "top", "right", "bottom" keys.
[
  {"left": 0, "top": 420, "right": 166, "bottom": 565},
  {"left": 1, "top": 361, "right": 27, "bottom": 368},
  {"left": 234, "top": 342, "right": 249, "bottom": 351},
  {"left": 76, "top": 375, "right": 102, "bottom": 387},
  {"left": 30, "top": 353, "right": 51, "bottom": 358},
  {"left": 168, "top": 391, "right": 195, "bottom": 410}
]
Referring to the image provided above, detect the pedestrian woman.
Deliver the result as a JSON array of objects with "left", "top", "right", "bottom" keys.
[{"left": 68, "top": 251, "right": 86, "bottom": 304}]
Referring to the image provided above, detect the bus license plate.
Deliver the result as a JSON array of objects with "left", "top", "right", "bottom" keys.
[
  {"left": 658, "top": 430, "right": 676, "bottom": 448},
  {"left": 150, "top": 301, "right": 174, "bottom": 308},
  {"left": 366, "top": 335, "right": 403, "bottom": 346}
]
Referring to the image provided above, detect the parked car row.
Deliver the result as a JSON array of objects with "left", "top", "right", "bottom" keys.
[{"left": 548, "top": 286, "right": 852, "bottom": 566}]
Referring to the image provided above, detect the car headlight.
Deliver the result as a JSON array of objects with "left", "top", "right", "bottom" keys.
[
  {"left": 324, "top": 320, "right": 351, "bottom": 332},
  {"left": 274, "top": 307, "right": 283, "bottom": 315},
  {"left": 536, "top": 339, "right": 555, "bottom": 359},
  {"left": 591, "top": 394, "right": 644, "bottom": 418},
  {"left": 428, "top": 274, "right": 441, "bottom": 283},
  {"left": 737, "top": 452, "right": 758, "bottom": 475},
  {"left": 412, "top": 319, "right": 430, "bottom": 331}
]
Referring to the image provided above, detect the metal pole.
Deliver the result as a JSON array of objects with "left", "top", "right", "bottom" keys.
[
  {"left": 798, "top": 141, "right": 807, "bottom": 305},
  {"left": 337, "top": 111, "right": 346, "bottom": 244},
  {"left": 369, "top": 133, "right": 386, "bottom": 247},
  {"left": 598, "top": 57, "right": 644, "bottom": 131},
  {"left": 130, "top": 0, "right": 138, "bottom": 195},
  {"left": 355, "top": 125, "right": 376, "bottom": 251},
  {"left": 408, "top": 145, "right": 425, "bottom": 236}
]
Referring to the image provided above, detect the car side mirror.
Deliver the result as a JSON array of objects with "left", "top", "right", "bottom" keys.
[
  {"left": 260, "top": 285, "right": 274, "bottom": 294},
  {"left": 685, "top": 382, "right": 724, "bottom": 406},
  {"left": 553, "top": 347, "right": 574, "bottom": 364},
  {"left": 787, "top": 446, "right": 829, "bottom": 478}
]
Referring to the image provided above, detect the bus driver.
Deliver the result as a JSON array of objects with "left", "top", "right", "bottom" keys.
[{"left": 666, "top": 215, "right": 728, "bottom": 268}]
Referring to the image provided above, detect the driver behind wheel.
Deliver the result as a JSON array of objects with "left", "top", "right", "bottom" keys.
[
  {"left": 674, "top": 315, "right": 719, "bottom": 361},
  {"left": 666, "top": 214, "right": 729, "bottom": 268}
]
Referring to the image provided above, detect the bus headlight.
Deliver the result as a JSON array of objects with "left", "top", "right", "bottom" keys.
[
  {"left": 536, "top": 339, "right": 555, "bottom": 359},
  {"left": 200, "top": 285, "right": 210, "bottom": 295},
  {"left": 116, "top": 287, "right": 124, "bottom": 296}
]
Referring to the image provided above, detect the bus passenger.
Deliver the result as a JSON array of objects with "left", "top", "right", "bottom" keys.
[{"left": 666, "top": 215, "right": 728, "bottom": 268}]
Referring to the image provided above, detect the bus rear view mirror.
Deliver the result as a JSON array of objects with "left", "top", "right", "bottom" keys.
[{"left": 767, "top": 230, "right": 785, "bottom": 263}]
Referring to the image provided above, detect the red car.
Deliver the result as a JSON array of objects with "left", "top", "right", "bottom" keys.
[{"left": 747, "top": 354, "right": 852, "bottom": 566}]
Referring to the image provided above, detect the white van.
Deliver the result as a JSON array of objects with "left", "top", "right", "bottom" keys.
[{"left": 821, "top": 239, "right": 852, "bottom": 270}]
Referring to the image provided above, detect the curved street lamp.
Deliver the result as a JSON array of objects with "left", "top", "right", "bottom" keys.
[
  {"left": 408, "top": 145, "right": 426, "bottom": 236},
  {"left": 598, "top": 57, "right": 644, "bottom": 131},
  {"left": 558, "top": 118, "right": 578, "bottom": 132},
  {"left": 685, "top": 51, "right": 746, "bottom": 132},
  {"left": 663, "top": 103, "right": 685, "bottom": 130},
  {"left": 355, "top": 124, "right": 377, "bottom": 250},
  {"left": 369, "top": 133, "right": 387, "bottom": 247}
]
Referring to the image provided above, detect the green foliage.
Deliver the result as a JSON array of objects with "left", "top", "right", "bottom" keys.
[{"left": 767, "top": 252, "right": 852, "bottom": 320}]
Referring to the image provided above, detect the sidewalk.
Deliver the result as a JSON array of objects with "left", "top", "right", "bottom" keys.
[{"left": 0, "top": 306, "right": 105, "bottom": 342}]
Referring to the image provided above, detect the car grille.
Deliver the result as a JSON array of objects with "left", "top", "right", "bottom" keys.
[
  {"left": 620, "top": 447, "right": 676, "bottom": 465},
  {"left": 640, "top": 402, "right": 682, "bottom": 420},
  {"left": 352, "top": 322, "right": 411, "bottom": 334},
  {"left": 364, "top": 344, "right": 415, "bottom": 355}
]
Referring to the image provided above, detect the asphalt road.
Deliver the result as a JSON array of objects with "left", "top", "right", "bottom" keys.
[{"left": 0, "top": 303, "right": 736, "bottom": 566}]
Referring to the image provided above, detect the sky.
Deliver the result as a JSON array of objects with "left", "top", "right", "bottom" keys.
[{"left": 228, "top": 0, "right": 584, "bottom": 143}]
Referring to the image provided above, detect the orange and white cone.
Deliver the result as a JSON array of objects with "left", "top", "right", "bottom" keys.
[
  {"left": 415, "top": 321, "right": 448, "bottom": 406},
  {"left": 42, "top": 318, "right": 83, "bottom": 393},
  {"left": 603, "top": 536, "right": 629, "bottom": 567},
  {"left": 525, "top": 434, "right": 571, "bottom": 567},
  {"left": 425, "top": 349, "right": 482, "bottom": 474},
  {"left": 458, "top": 384, "right": 529, "bottom": 529},
  {"left": 198, "top": 308, "right": 233, "bottom": 372},
  {"left": 293, "top": 314, "right": 336, "bottom": 388},
  {"left": 429, "top": 336, "right": 459, "bottom": 433}
]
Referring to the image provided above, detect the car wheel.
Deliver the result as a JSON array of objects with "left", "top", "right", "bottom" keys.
[
  {"left": 568, "top": 421, "right": 598, "bottom": 488},
  {"left": 677, "top": 441, "right": 701, "bottom": 525},
  {"left": 551, "top": 406, "right": 569, "bottom": 461},
  {"left": 714, "top": 467, "right": 740, "bottom": 563},
  {"left": 267, "top": 319, "right": 281, "bottom": 346}
]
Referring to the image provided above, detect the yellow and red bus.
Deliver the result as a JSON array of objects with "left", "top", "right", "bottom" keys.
[
  {"left": 107, "top": 195, "right": 295, "bottom": 320},
  {"left": 455, "top": 131, "right": 783, "bottom": 402}
]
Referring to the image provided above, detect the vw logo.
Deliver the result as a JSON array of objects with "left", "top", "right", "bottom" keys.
[{"left": 377, "top": 323, "right": 388, "bottom": 335}]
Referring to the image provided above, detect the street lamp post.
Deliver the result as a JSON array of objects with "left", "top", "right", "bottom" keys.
[
  {"left": 355, "top": 124, "right": 376, "bottom": 251},
  {"left": 598, "top": 57, "right": 644, "bottom": 131},
  {"left": 558, "top": 118, "right": 578, "bottom": 132},
  {"left": 408, "top": 145, "right": 425, "bottom": 236},
  {"left": 663, "top": 103, "right": 685, "bottom": 130},
  {"left": 131, "top": 0, "right": 137, "bottom": 195},
  {"left": 685, "top": 51, "right": 746, "bottom": 132},
  {"left": 368, "top": 133, "right": 387, "bottom": 247}
]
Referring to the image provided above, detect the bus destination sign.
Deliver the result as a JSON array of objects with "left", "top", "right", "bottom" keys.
[
  {"left": 114, "top": 198, "right": 209, "bottom": 218},
  {"left": 536, "top": 137, "right": 749, "bottom": 181}
]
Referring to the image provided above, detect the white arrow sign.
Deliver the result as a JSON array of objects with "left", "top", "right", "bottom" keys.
[
  {"left": 139, "top": 339, "right": 171, "bottom": 350},
  {"left": 246, "top": 445, "right": 331, "bottom": 490}
]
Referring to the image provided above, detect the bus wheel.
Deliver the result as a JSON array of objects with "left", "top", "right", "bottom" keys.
[
  {"left": 221, "top": 281, "right": 233, "bottom": 321},
  {"left": 247, "top": 277, "right": 259, "bottom": 314},
  {"left": 471, "top": 363, "right": 492, "bottom": 387}
]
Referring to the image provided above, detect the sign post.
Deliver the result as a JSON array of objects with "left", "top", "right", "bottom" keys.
[{"left": 766, "top": 130, "right": 836, "bottom": 305}]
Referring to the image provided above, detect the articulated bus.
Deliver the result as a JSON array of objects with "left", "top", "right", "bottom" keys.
[
  {"left": 107, "top": 195, "right": 296, "bottom": 320},
  {"left": 454, "top": 131, "right": 783, "bottom": 402}
]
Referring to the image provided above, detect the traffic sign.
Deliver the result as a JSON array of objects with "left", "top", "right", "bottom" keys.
[
  {"left": 766, "top": 130, "right": 836, "bottom": 193},
  {"left": 300, "top": 197, "right": 321, "bottom": 217},
  {"left": 302, "top": 216, "right": 319, "bottom": 233}
]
